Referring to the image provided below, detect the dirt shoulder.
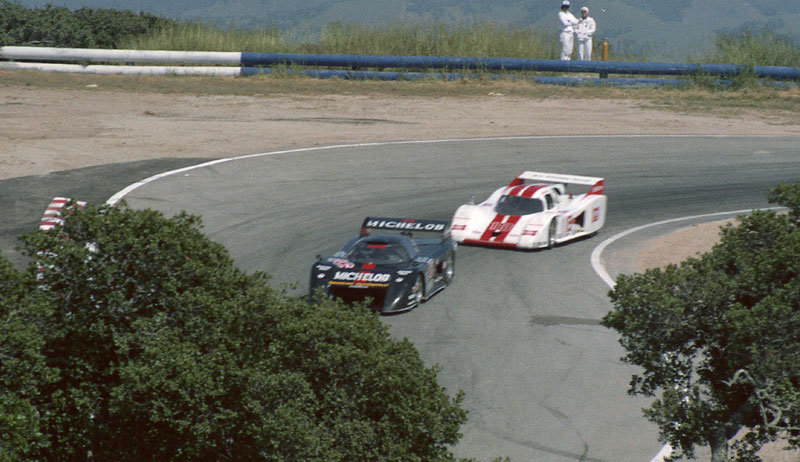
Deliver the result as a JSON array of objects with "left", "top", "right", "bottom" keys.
[{"left": 2, "top": 74, "right": 799, "bottom": 182}]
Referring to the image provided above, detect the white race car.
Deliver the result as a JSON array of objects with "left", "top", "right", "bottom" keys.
[{"left": 449, "top": 171, "right": 606, "bottom": 249}]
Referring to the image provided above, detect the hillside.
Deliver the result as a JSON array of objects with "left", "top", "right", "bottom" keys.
[{"left": 14, "top": 0, "right": 800, "bottom": 61}]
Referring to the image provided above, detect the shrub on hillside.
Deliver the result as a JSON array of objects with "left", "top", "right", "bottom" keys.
[{"left": 0, "top": 1, "right": 175, "bottom": 48}]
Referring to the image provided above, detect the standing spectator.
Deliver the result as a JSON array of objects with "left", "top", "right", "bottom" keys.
[
  {"left": 576, "top": 6, "right": 596, "bottom": 61},
  {"left": 558, "top": 1, "right": 579, "bottom": 60}
]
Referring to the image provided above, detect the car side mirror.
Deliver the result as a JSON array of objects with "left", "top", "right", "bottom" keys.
[{"left": 468, "top": 194, "right": 476, "bottom": 205}]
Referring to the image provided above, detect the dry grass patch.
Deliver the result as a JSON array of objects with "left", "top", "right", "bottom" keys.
[{"left": 1, "top": 68, "right": 796, "bottom": 103}]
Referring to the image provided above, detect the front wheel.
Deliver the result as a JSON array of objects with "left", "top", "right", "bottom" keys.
[
  {"left": 411, "top": 274, "right": 426, "bottom": 307},
  {"left": 546, "top": 220, "right": 557, "bottom": 249},
  {"left": 443, "top": 253, "right": 455, "bottom": 285}
]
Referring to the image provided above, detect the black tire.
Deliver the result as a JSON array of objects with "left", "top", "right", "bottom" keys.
[
  {"left": 443, "top": 253, "right": 455, "bottom": 285},
  {"left": 411, "top": 274, "right": 425, "bottom": 307},
  {"left": 546, "top": 220, "right": 557, "bottom": 249}
]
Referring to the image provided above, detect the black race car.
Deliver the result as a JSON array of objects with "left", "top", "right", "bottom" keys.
[{"left": 309, "top": 217, "right": 457, "bottom": 314}]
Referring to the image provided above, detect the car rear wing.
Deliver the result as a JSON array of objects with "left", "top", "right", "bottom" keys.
[
  {"left": 508, "top": 171, "right": 604, "bottom": 195},
  {"left": 360, "top": 217, "right": 451, "bottom": 237}
]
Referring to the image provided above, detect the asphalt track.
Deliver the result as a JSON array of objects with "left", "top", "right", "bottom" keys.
[{"left": 5, "top": 136, "right": 798, "bottom": 461}]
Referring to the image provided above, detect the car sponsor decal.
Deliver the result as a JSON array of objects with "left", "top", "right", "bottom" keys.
[
  {"left": 316, "top": 265, "right": 332, "bottom": 271},
  {"left": 328, "top": 281, "right": 390, "bottom": 288},
  {"left": 329, "top": 258, "right": 355, "bottom": 269},
  {"left": 522, "top": 223, "right": 543, "bottom": 236},
  {"left": 364, "top": 218, "right": 446, "bottom": 232},
  {"left": 593, "top": 207, "right": 600, "bottom": 222},
  {"left": 331, "top": 271, "right": 391, "bottom": 283}
]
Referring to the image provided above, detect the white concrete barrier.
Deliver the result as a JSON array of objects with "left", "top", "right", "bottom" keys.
[
  {"left": 0, "top": 46, "right": 241, "bottom": 65},
  {"left": 0, "top": 61, "right": 242, "bottom": 76}
]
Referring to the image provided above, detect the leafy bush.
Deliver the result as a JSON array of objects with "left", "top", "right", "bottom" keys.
[
  {"left": 0, "top": 1, "right": 175, "bottom": 48},
  {"left": 0, "top": 202, "right": 468, "bottom": 461},
  {"left": 603, "top": 181, "right": 800, "bottom": 461}
]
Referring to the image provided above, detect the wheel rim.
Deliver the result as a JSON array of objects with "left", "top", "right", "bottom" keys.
[
  {"left": 548, "top": 221, "right": 557, "bottom": 248},
  {"left": 444, "top": 255, "right": 455, "bottom": 282},
  {"left": 412, "top": 275, "right": 424, "bottom": 305}
]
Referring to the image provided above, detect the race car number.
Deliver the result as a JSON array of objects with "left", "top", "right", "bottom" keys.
[{"left": 488, "top": 222, "right": 514, "bottom": 232}]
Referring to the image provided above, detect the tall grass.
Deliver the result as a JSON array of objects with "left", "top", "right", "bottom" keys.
[
  {"left": 705, "top": 28, "right": 800, "bottom": 67},
  {"left": 118, "top": 21, "right": 287, "bottom": 52},
  {"left": 684, "top": 28, "right": 800, "bottom": 89},
  {"left": 119, "top": 20, "right": 561, "bottom": 59},
  {"left": 311, "top": 21, "right": 559, "bottom": 59}
]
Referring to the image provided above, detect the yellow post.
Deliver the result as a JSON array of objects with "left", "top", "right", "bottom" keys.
[{"left": 600, "top": 39, "right": 609, "bottom": 78}]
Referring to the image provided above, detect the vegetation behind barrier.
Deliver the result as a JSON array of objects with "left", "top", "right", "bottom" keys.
[
  {"left": 704, "top": 28, "right": 800, "bottom": 68},
  {"left": 0, "top": 0, "right": 174, "bottom": 48},
  {"left": 119, "top": 21, "right": 286, "bottom": 54},
  {"left": 3, "top": 2, "right": 799, "bottom": 68}
]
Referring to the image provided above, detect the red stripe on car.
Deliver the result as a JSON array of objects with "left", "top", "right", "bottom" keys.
[
  {"left": 492, "top": 215, "right": 521, "bottom": 241},
  {"left": 480, "top": 214, "right": 508, "bottom": 241}
]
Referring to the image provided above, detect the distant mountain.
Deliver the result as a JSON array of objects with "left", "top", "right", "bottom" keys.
[{"left": 14, "top": 0, "right": 800, "bottom": 61}]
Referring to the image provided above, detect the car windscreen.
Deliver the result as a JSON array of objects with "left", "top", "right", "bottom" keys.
[
  {"left": 494, "top": 195, "right": 545, "bottom": 216},
  {"left": 346, "top": 241, "right": 411, "bottom": 264}
]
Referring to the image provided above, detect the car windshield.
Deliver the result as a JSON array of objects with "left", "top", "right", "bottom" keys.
[
  {"left": 494, "top": 195, "right": 544, "bottom": 216},
  {"left": 346, "top": 240, "right": 411, "bottom": 264}
]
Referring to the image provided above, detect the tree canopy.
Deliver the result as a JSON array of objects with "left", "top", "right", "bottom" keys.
[
  {"left": 0, "top": 201, "right": 468, "bottom": 461},
  {"left": 0, "top": 1, "right": 174, "bottom": 48},
  {"left": 602, "top": 182, "right": 800, "bottom": 462}
]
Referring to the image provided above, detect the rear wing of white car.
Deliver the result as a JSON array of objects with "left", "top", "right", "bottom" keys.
[{"left": 509, "top": 171, "right": 604, "bottom": 195}]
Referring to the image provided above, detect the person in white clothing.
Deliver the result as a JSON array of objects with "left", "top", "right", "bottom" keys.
[
  {"left": 576, "top": 6, "right": 596, "bottom": 61},
  {"left": 558, "top": 1, "right": 579, "bottom": 60}
]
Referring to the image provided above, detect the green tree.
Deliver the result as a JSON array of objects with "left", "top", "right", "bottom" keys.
[
  {"left": 0, "top": 257, "right": 52, "bottom": 461},
  {"left": 0, "top": 1, "right": 174, "bottom": 47},
  {"left": 602, "top": 183, "right": 800, "bottom": 462},
  {"left": 1, "top": 201, "right": 467, "bottom": 461}
]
